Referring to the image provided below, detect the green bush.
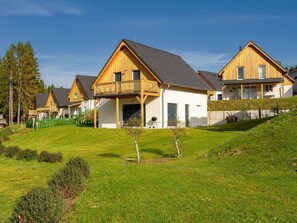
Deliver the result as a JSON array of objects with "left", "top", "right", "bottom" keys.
[
  {"left": 48, "top": 166, "right": 86, "bottom": 200},
  {"left": 17, "top": 149, "right": 38, "bottom": 161},
  {"left": 0, "top": 144, "right": 6, "bottom": 154},
  {"left": 66, "top": 157, "right": 90, "bottom": 178},
  {"left": 9, "top": 187, "right": 67, "bottom": 223},
  {"left": 5, "top": 146, "right": 21, "bottom": 158},
  {"left": 38, "top": 151, "right": 63, "bottom": 163}
]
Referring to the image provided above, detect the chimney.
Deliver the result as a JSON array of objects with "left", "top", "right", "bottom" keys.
[{"left": 239, "top": 46, "right": 242, "bottom": 51}]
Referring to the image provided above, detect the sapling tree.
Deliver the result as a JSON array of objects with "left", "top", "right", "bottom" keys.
[
  {"left": 171, "top": 120, "right": 186, "bottom": 158},
  {"left": 124, "top": 118, "right": 143, "bottom": 163}
]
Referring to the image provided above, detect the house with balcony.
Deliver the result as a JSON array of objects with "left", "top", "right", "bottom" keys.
[
  {"left": 45, "top": 88, "right": 71, "bottom": 118},
  {"left": 197, "top": 70, "right": 222, "bottom": 100},
  {"left": 288, "top": 68, "right": 297, "bottom": 95},
  {"left": 91, "top": 39, "right": 211, "bottom": 128},
  {"left": 67, "top": 75, "right": 96, "bottom": 117},
  {"left": 218, "top": 41, "right": 294, "bottom": 100}
]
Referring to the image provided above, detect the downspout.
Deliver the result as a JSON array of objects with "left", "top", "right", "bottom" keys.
[{"left": 162, "top": 84, "right": 171, "bottom": 128}]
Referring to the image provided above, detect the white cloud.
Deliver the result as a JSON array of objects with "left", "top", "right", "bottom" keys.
[
  {"left": 0, "top": 0, "right": 84, "bottom": 16},
  {"left": 176, "top": 50, "right": 231, "bottom": 73},
  {"left": 37, "top": 53, "right": 102, "bottom": 88}
]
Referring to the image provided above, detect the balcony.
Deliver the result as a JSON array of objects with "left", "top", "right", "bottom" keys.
[{"left": 95, "top": 80, "right": 160, "bottom": 98}]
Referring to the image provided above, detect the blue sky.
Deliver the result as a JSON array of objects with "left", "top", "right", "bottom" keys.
[{"left": 1, "top": 0, "right": 297, "bottom": 88}]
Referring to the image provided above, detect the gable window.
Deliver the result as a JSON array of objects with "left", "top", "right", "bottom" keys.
[
  {"left": 237, "top": 66, "right": 244, "bottom": 80},
  {"left": 114, "top": 72, "right": 122, "bottom": 82},
  {"left": 265, "top": 85, "right": 273, "bottom": 92},
  {"left": 132, "top": 70, "right": 140, "bottom": 80},
  {"left": 74, "top": 93, "right": 77, "bottom": 99},
  {"left": 258, "top": 65, "right": 266, "bottom": 79}
]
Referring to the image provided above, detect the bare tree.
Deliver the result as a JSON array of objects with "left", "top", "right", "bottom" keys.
[
  {"left": 124, "top": 118, "right": 144, "bottom": 163},
  {"left": 171, "top": 120, "right": 186, "bottom": 158}
]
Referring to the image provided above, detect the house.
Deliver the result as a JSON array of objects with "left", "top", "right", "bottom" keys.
[
  {"left": 34, "top": 94, "right": 49, "bottom": 120},
  {"left": 288, "top": 68, "right": 297, "bottom": 95},
  {"left": 67, "top": 75, "right": 97, "bottom": 117},
  {"left": 45, "top": 88, "right": 71, "bottom": 118},
  {"left": 197, "top": 70, "right": 222, "bottom": 100},
  {"left": 218, "top": 41, "right": 294, "bottom": 100},
  {"left": 91, "top": 39, "right": 211, "bottom": 128},
  {"left": 0, "top": 114, "right": 6, "bottom": 128}
]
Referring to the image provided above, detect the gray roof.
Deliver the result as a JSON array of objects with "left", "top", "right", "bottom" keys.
[
  {"left": 222, "top": 78, "right": 283, "bottom": 85},
  {"left": 123, "top": 39, "right": 211, "bottom": 91},
  {"left": 52, "top": 88, "right": 70, "bottom": 107},
  {"left": 76, "top": 75, "right": 96, "bottom": 98},
  {"left": 35, "top": 94, "right": 48, "bottom": 108},
  {"left": 198, "top": 70, "right": 222, "bottom": 91}
]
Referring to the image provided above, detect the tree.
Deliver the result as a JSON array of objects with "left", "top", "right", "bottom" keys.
[
  {"left": 124, "top": 118, "right": 144, "bottom": 163},
  {"left": 171, "top": 120, "right": 186, "bottom": 158}
]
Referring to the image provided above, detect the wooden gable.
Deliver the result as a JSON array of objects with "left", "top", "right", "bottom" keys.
[
  {"left": 219, "top": 41, "right": 286, "bottom": 81},
  {"left": 68, "top": 78, "right": 88, "bottom": 102},
  {"left": 45, "top": 91, "right": 58, "bottom": 112},
  {"left": 92, "top": 41, "right": 160, "bottom": 88}
]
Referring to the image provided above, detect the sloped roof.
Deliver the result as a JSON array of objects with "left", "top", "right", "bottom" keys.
[
  {"left": 52, "top": 88, "right": 70, "bottom": 107},
  {"left": 218, "top": 41, "right": 287, "bottom": 77},
  {"left": 198, "top": 70, "right": 222, "bottom": 91},
  {"left": 76, "top": 75, "right": 96, "bottom": 98},
  {"left": 35, "top": 94, "right": 48, "bottom": 108}
]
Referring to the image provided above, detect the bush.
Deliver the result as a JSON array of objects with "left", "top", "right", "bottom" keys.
[
  {"left": 9, "top": 187, "right": 67, "bottom": 223},
  {"left": 17, "top": 149, "right": 38, "bottom": 161},
  {"left": 38, "top": 151, "right": 63, "bottom": 163},
  {"left": 5, "top": 146, "right": 21, "bottom": 158},
  {"left": 0, "top": 144, "right": 6, "bottom": 154},
  {"left": 66, "top": 157, "right": 90, "bottom": 178},
  {"left": 48, "top": 166, "right": 86, "bottom": 200}
]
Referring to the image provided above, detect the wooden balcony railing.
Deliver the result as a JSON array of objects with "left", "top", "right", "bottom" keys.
[{"left": 95, "top": 80, "right": 159, "bottom": 97}]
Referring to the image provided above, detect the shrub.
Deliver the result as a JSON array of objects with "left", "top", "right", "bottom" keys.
[
  {"left": 48, "top": 166, "right": 86, "bottom": 200},
  {"left": 17, "top": 149, "right": 38, "bottom": 161},
  {"left": 0, "top": 144, "right": 6, "bottom": 155},
  {"left": 66, "top": 157, "right": 90, "bottom": 178},
  {"left": 9, "top": 187, "right": 67, "bottom": 223},
  {"left": 38, "top": 151, "right": 63, "bottom": 163},
  {"left": 5, "top": 146, "right": 21, "bottom": 158}
]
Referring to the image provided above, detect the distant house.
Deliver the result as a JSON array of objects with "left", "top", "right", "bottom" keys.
[
  {"left": 34, "top": 94, "right": 49, "bottom": 120},
  {"left": 288, "top": 68, "right": 297, "bottom": 95},
  {"left": 91, "top": 39, "right": 211, "bottom": 128},
  {"left": 45, "top": 88, "right": 71, "bottom": 118},
  {"left": 218, "top": 41, "right": 294, "bottom": 100},
  {"left": 197, "top": 70, "right": 222, "bottom": 100},
  {"left": 0, "top": 114, "right": 6, "bottom": 128},
  {"left": 67, "top": 75, "right": 97, "bottom": 117}
]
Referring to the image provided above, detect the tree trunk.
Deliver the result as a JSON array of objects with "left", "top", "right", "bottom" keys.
[
  {"left": 9, "top": 71, "right": 13, "bottom": 126},
  {"left": 17, "top": 85, "right": 21, "bottom": 125},
  {"left": 134, "top": 137, "right": 141, "bottom": 163},
  {"left": 174, "top": 134, "right": 180, "bottom": 157}
]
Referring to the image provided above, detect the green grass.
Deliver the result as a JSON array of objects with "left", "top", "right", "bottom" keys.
[{"left": 1, "top": 114, "right": 297, "bottom": 222}]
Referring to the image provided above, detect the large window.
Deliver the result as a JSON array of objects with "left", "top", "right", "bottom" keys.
[
  {"left": 237, "top": 66, "right": 244, "bottom": 80},
  {"left": 168, "top": 103, "right": 177, "bottom": 126},
  {"left": 243, "top": 86, "right": 257, "bottom": 99},
  {"left": 258, "top": 65, "right": 266, "bottom": 79},
  {"left": 132, "top": 70, "right": 140, "bottom": 80},
  {"left": 114, "top": 72, "right": 121, "bottom": 82}
]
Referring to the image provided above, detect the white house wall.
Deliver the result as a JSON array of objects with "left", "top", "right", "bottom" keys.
[{"left": 284, "top": 85, "right": 293, "bottom": 97}]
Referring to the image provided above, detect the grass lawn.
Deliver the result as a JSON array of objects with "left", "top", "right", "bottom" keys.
[{"left": 1, "top": 115, "right": 297, "bottom": 222}]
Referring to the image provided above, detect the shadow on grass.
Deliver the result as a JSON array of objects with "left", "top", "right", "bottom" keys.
[
  {"left": 201, "top": 117, "right": 274, "bottom": 132},
  {"left": 141, "top": 148, "right": 175, "bottom": 158},
  {"left": 98, "top": 153, "right": 121, "bottom": 158}
]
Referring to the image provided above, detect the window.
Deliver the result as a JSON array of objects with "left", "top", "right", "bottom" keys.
[
  {"left": 74, "top": 93, "right": 77, "bottom": 99},
  {"left": 265, "top": 85, "right": 273, "bottom": 92},
  {"left": 237, "top": 66, "right": 244, "bottom": 80},
  {"left": 132, "top": 70, "right": 140, "bottom": 80},
  {"left": 114, "top": 72, "right": 121, "bottom": 82},
  {"left": 258, "top": 65, "right": 266, "bottom": 79},
  {"left": 168, "top": 103, "right": 177, "bottom": 126},
  {"left": 81, "top": 93, "right": 84, "bottom": 98},
  {"left": 243, "top": 86, "right": 257, "bottom": 99}
]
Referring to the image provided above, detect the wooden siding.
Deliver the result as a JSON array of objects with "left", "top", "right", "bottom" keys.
[
  {"left": 97, "top": 46, "right": 156, "bottom": 84},
  {"left": 222, "top": 45, "right": 283, "bottom": 80},
  {"left": 284, "top": 75, "right": 294, "bottom": 86},
  {"left": 46, "top": 93, "right": 58, "bottom": 113},
  {"left": 68, "top": 80, "right": 87, "bottom": 102}
]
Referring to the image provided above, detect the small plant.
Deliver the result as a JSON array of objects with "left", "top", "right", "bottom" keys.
[
  {"left": 123, "top": 118, "right": 144, "bottom": 163},
  {"left": 17, "top": 149, "right": 38, "bottom": 161},
  {"left": 48, "top": 165, "right": 86, "bottom": 200},
  {"left": 38, "top": 151, "right": 63, "bottom": 163},
  {"left": 5, "top": 146, "right": 21, "bottom": 158},
  {"left": 170, "top": 120, "right": 186, "bottom": 158},
  {"left": 66, "top": 157, "right": 90, "bottom": 178},
  {"left": 9, "top": 187, "right": 67, "bottom": 223},
  {"left": 0, "top": 144, "right": 6, "bottom": 154}
]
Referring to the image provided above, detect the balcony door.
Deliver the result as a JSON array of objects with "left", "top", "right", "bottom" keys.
[{"left": 123, "top": 104, "right": 146, "bottom": 125}]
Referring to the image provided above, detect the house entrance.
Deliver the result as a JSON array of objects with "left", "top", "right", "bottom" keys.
[{"left": 123, "top": 104, "right": 146, "bottom": 124}]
